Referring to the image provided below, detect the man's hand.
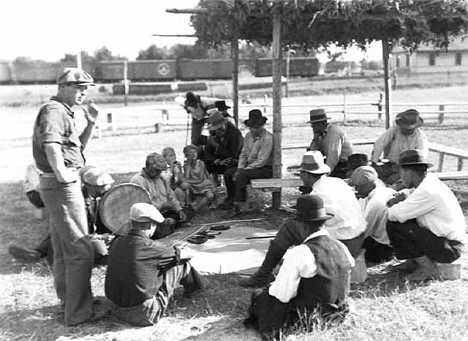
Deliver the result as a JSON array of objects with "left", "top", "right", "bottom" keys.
[
  {"left": 233, "top": 169, "right": 243, "bottom": 182},
  {"left": 56, "top": 168, "right": 79, "bottom": 184},
  {"left": 160, "top": 202, "right": 177, "bottom": 211},
  {"left": 386, "top": 192, "right": 407, "bottom": 207},
  {"left": 84, "top": 100, "right": 100, "bottom": 124},
  {"left": 219, "top": 158, "right": 232, "bottom": 166}
]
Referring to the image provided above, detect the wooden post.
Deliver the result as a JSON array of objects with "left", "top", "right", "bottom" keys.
[
  {"left": 271, "top": 0, "right": 283, "bottom": 209},
  {"left": 342, "top": 92, "right": 347, "bottom": 124},
  {"left": 107, "top": 113, "right": 114, "bottom": 131},
  {"left": 231, "top": 38, "right": 239, "bottom": 127},
  {"left": 438, "top": 104, "right": 445, "bottom": 124},
  {"left": 458, "top": 158, "right": 464, "bottom": 171},
  {"left": 438, "top": 152, "right": 445, "bottom": 172},
  {"left": 123, "top": 60, "right": 129, "bottom": 107},
  {"left": 382, "top": 40, "right": 393, "bottom": 129}
]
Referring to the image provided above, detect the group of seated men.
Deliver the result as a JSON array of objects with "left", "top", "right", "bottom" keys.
[{"left": 12, "top": 97, "right": 466, "bottom": 339}]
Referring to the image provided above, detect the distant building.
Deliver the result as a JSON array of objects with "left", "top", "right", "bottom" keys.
[{"left": 391, "top": 37, "right": 468, "bottom": 76}]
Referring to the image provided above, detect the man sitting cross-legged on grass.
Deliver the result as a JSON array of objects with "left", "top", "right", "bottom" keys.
[
  {"left": 131, "top": 152, "right": 189, "bottom": 239},
  {"left": 243, "top": 194, "right": 354, "bottom": 341},
  {"left": 386, "top": 149, "right": 467, "bottom": 281},
  {"left": 240, "top": 151, "right": 366, "bottom": 288},
  {"left": 105, "top": 203, "right": 206, "bottom": 326}
]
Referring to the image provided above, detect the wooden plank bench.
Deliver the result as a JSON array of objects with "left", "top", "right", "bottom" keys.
[{"left": 251, "top": 170, "right": 468, "bottom": 192}]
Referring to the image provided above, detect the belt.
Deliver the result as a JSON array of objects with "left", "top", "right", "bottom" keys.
[{"left": 41, "top": 168, "right": 79, "bottom": 178}]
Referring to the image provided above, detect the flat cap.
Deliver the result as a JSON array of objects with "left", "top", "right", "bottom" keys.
[
  {"left": 82, "top": 168, "right": 114, "bottom": 186},
  {"left": 57, "top": 68, "right": 95, "bottom": 85},
  {"left": 145, "top": 152, "right": 168, "bottom": 170},
  {"left": 349, "top": 166, "right": 378, "bottom": 186},
  {"left": 130, "top": 203, "right": 164, "bottom": 224}
]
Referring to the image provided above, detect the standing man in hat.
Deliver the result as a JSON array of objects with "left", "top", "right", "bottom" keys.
[
  {"left": 371, "top": 109, "right": 428, "bottom": 186},
  {"left": 348, "top": 166, "right": 395, "bottom": 263},
  {"left": 240, "top": 151, "right": 365, "bottom": 288},
  {"left": 131, "top": 152, "right": 187, "bottom": 239},
  {"left": 243, "top": 195, "right": 354, "bottom": 340},
  {"left": 308, "top": 109, "right": 353, "bottom": 179},
  {"left": 386, "top": 149, "right": 466, "bottom": 281},
  {"left": 203, "top": 110, "right": 243, "bottom": 189},
  {"left": 105, "top": 203, "right": 206, "bottom": 326},
  {"left": 222, "top": 109, "right": 273, "bottom": 218},
  {"left": 32, "top": 67, "right": 106, "bottom": 325}
]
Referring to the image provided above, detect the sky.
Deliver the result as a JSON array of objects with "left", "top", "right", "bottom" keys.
[{"left": 0, "top": 0, "right": 381, "bottom": 62}]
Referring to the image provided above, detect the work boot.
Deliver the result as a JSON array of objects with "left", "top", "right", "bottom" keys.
[
  {"left": 407, "top": 256, "right": 441, "bottom": 282},
  {"left": 8, "top": 245, "right": 42, "bottom": 262},
  {"left": 239, "top": 242, "right": 286, "bottom": 288},
  {"left": 181, "top": 267, "right": 207, "bottom": 298},
  {"left": 393, "top": 259, "right": 419, "bottom": 273}
]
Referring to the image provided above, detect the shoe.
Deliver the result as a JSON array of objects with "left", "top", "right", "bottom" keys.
[
  {"left": 239, "top": 273, "right": 275, "bottom": 288},
  {"left": 393, "top": 259, "right": 418, "bottom": 273},
  {"left": 8, "top": 245, "right": 42, "bottom": 262},
  {"left": 406, "top": 256, "right": 441, "bottom": 282},
  {"left": 221, "top": 207, "right": 241, "bottom": 219},
  {"left": 218, "top": 199, "right": 233, "bottom": 210}
]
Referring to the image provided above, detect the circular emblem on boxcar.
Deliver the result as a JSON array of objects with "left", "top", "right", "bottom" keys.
[{"left": 158, "top": 63, "right": 170, "bottom": 76}]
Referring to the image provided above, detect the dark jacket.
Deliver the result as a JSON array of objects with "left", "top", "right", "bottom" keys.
[
  {"left": 204, "top": 121, "right": 243, "bottom": 165},
  {"left": 105, "top": 229, "right": 180, "bottom": 307}
]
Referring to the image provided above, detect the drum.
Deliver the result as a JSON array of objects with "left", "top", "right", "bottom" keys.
[{"left": 99, "top": 183, "right": 152, "bottom": 235}]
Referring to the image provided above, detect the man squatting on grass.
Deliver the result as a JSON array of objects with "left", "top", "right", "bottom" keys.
[
  {"left": 32, "top": 68, "right": 108, "bottom": 326},
  {"left": 240, "top": 150, "right": 366, "bottom": 288},
  {"left": 105, "top": 203, "right": 206, "bottom": 326},
  {"left": 386, "top": 149, "right": 467, "bottom": 281},
  {"left": 244, "top": 195, "right": 354, "bottom": 340}
]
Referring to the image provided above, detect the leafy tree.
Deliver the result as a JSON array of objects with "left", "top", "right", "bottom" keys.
[
  {"left": 94, "top": 46, "right": 127, "bottom": 61},
  {"left": 136, "top": 44, "right": 171, "bottom": 60}
]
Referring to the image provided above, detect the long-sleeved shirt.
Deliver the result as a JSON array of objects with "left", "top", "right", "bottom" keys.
[
  {"left": 371, "top": 125, "right": 428, "bottom": 163},
  {"left": 388, "top": 174, "right": 467, "bottom": 243},
  {"left": 238, "top": 128, "right": 273, "bottom": 170},
  {"left": 204, "top": 121, "right": 243, "bottom": 162},
  {"left": 312, "top": 176, "right": 367, "bottom": 240},
  {"left": 130, "top": 171, "right": 182, "bottom": 211},
  {"left": 269, "top": 230, "right": 354, "bottom": 303},
  {"left": 358, "top": 185, "right": 395, "bottom": 245},
  {"left": 309, "top": 123, "right": 353, "bottom": 172}
]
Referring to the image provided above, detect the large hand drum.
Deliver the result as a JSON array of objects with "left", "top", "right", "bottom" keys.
[{"left": 99, "top": 183, "right": 152, "bottom": 235}]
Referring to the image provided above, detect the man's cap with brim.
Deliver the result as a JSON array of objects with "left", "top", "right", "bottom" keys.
[
  {"left": 398, "top": 149, "right": 433, "bottom": 168},
  {"left": 349, "top": 166, "right": 378, "bottom": 186},
  {"left": 82, "top": 168, "right": 114, "bottom": 186},
  {"left": 207, "top": 110, "right": 228, "bottom": 131},
  {"left": 130, "top": 203, "right": 164, "bottom": 225},
  {"left": 298, "top": 151, "right": 331, "bottom": 174},
  {"left": 57, "top": 68, "right": 95, "bottom": 86},
  {"left": 307, "top": 109, "right": 330, "bottom": 124}
]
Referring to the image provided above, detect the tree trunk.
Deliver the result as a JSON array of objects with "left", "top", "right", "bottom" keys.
[
  {"left": 382, "top": 40, "right": 392, "bottom": 129},
  {"left": 231, "top": 38, "right": 239, "bottom": 127}
]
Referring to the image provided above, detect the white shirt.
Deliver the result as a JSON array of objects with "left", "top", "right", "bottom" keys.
[
  {"left": 312, "top": 176, "right": 367, "bottom": 240},
  {"left": 359, "top": 185, "right": 396, "bottom": 245},
  {"left": 388, "top": 174, "right": 467, "bottom": 243},
  {"left": 371, "top": 125, "right": 428, "bottom": 164},
  {"left": 269, "top": 230, "right": 354, "bottom": 303}
]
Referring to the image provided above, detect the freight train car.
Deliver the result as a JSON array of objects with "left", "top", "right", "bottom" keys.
[
  {"left": 256, "top": 57, "right": 319, "bottom": 77},
  {"left": 10, "top": 61, "right": 96, "bottom": 84},
  {"left": 0, "top": 61, "right": 11, "bottom": 84}
]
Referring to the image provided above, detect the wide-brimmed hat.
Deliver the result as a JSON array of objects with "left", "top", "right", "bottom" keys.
[
  {"left": 57, "top": 68, "right": 95, "bottom": 86},
  {"left": 347, "top": 153, "right": 370, "bottom": 171},
  {"left": 298, "top": 151, "right": 331, "bottom": 174},
  {"left": 208, "top": 110, "right": 228, "bottom": 131},
  {"left": 130, "top": 203, "right": 164, "bottom": 225},
  {"left": 399, "top": 149, "right": 433, "bottom": 168},
  {"left": 82, "top": 168, "right": 114, "bottom": 186},
  {"left": 296, "top": 194, "right": 334, "bottom": 222},
  {"left": 349, "top": 166, "right": 378, "bottom": 186},
  {"left": 215, "top": 100, "right": 231, "bottom": 111},
  {"left": 307, "top": 109, "right": 330, "bottom": 124},
  {"left": 244, "top": 109, "right": 267, "bottom": 128},
  {"left": 395, "top": 109, "right": 424, "bottom": 129},
  {"left": 145, "top": 152, "right": 168, "bottom": 170}
]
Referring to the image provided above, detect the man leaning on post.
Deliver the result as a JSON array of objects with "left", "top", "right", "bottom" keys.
[{"left": 32, "top": 68, "right": 108, "bottom": 325}]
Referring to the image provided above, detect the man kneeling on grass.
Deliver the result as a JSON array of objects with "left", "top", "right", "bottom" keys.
[
  {"left": 105, "top": 203, "right": 206, "bottom": 326},
  {"left": 386, "top": 149, "right": 467, "bottom": 281},
  {"left": 244, "top": 195, "right": 354, "bottom": 341}
]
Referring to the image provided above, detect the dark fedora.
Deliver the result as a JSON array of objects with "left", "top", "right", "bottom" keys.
[
  {"left": 347, "top": 153, "right": 370, "bottom": 171},
  {"left": 399, "top": 149, "right": 433, "bottom": 168},
  {"left": 215, "top": 100, "right": 231, "bottom": 111},
  {"left": 395, "top": 109, "right": 424, "bottom": 129},
  {"left": 296, "top": 194, "right": 334, "bottom": 222},
  {"left": 244, "top": 109, "right": 267, "bottom": 128},
  {"left": 307, "top": 109, "right": 330, "bottom": 124}
]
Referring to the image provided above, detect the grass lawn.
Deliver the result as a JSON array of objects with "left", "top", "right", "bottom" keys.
[{"left": 1, "top": 84, "right": 468, "bottom": 341}]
